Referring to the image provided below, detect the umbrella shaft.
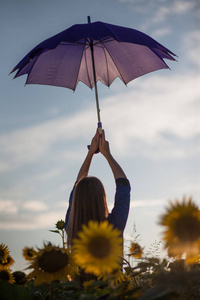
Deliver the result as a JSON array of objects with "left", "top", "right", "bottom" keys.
[
  {"left": 94, "top": 81, "right": 101, "bottom": 124},
  {"left": 90, "top": 42, "right": 101, "bottom": 126}
]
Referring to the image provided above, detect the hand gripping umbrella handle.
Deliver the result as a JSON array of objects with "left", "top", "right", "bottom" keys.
[
  {"left": 97, "top": 122, "right": 102, "bottom": 136},
  {"left": 87, "top": 122, "right": 102, "bottom": 153}
]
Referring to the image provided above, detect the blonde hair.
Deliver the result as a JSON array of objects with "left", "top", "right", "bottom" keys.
[{"left": 66, "top": 176, "right": 108, "bottom": 246}]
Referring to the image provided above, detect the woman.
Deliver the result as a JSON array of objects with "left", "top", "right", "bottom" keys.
[{"left": 65, "top": 129, "right": 131, "bottom": 246}]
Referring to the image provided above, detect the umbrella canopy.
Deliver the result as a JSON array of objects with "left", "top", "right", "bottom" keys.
[
  {"left": 10, "top": 17, "right": 176, "bottom": 128},
  {"left": 11, "top": 19, "right": 176, "bottom": 90}
]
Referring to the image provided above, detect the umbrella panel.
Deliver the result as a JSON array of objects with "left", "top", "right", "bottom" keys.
[
  {"left": 22, "top": 39, "right": 169, "bottom": 91},
  {"left": 104, "top": 41, "right": 169, "bottom": 84},
  {"left": 24, "top": 43, "right": 84, "bottom": 90}
]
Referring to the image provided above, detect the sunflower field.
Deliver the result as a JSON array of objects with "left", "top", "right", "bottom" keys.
[{"left": 1, "top": 197, "right": 200, "bottom": 299}]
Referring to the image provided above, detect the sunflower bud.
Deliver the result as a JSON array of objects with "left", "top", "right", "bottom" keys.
[{"left": 55, "top": 220, "right": 65, "bottom": 230}]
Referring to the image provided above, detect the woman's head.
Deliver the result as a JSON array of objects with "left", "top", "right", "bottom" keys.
[{"left": 66, "top": 176, "right": 108, "bottom": 246}]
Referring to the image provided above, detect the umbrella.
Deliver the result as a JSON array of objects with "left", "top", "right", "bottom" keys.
[{"left": 10, "top": 16, "right": 176, "bottom": 132}]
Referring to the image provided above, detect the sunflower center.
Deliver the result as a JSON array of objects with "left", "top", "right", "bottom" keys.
[
  {"left": 2, "top": 256, "right": 10, "bottom": 266},
  {"left": 56, "top": 221, "right": 65, "bottom": 230},
  {"left": 174, "top": 215, "right": 200, "bottom": 243},
  {"left": 88, "top": 236, "right": 111, "bottom": 259},
  {"left": 27, "top": 250, "right": 34, "bottom": 257},
  {"left": 0, "top": 270, "right": 10, "bottom": 281},
  {"left": 0, "top": 249, "right": 5, "bottom": 258},
  {"left": 38, "top": 250, "right": 69, "bottom": 273}
]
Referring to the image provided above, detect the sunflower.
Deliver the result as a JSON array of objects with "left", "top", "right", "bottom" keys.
[
  {"left": 12, "top": 271, "right": 27, "bottom": 285},
  {"left": 0, "top": 243, "right": 9, "bottom": 263},
  {"left": 27, "top": 244, "right": 74, "bottom": 285},
  {"left": 100, "top": 267, "right": 125, "bottom": 285},
  {"left": 82, "top": 279, "right": 95, "bottom": 291},
  {"left": 55, "top": 219, "right": 65, "bottom": 230},
  {"left": 129, "top": 242, "right": 143, "bottom": 258},
  {"left": 0, "top": 267, "right": 15, "bottom": 283},
  {"left": 72, "top": 220, "right": 123, "bottom": 276},
  {"left": 0, "top": 255, "right": 14, "bottom": 268},
  {"left": 22, "top": 247, "right": 37, "bottom": 261},
  {"left": 159, "top": 197, "right": 200, "bottom": 262}
]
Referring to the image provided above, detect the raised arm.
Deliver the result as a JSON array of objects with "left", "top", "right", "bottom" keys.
[
  {"left": 99, "top": 130, "right": 127, "bottom": 180},
  {"left": 76, "top": 129, "right": 99, "bottom": 181}
]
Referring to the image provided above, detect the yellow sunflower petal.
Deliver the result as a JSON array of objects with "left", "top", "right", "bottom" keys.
[
  {"left": 22, "top": 247, "right": 37, "bottom": 261},
  {"left": 73, "top": 220, "right": 122, "bottom": 276},
  {"left": 0, "top": 244, "right": 10, "bottom": 262},
  {"left": 129, "top": 242, "right": 143, "bottom": 258},
  {"left": 0, "top": 267, "right": 15, "bottom": 283},
  {"left": 27, "top": 244, "right": 74, "bottom": 285},
  {"left": 0, "top": 255, "right": 14, "bottom": 268},
  {"left": 159, "top": 197, "right": 200, "bottom": 263}
]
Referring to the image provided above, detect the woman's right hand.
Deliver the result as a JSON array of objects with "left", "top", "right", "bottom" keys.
[{"left": 99, "top": 130, "right": 111, "bottom": 158}]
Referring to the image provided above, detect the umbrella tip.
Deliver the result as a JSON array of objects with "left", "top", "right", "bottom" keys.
[{"left": 87, "top": 16, "right": 91, "bottom": 23}]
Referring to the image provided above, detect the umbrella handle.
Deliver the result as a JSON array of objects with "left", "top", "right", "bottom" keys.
[
  {"left": 97, "top": 122, "right": 102, "bottom": 136},
  {"left": 87, "top": 122, "right": 102, "bottom": 153}
]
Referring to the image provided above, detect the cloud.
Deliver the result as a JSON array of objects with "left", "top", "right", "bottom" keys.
[
  {"left": 175, "top": 181, "right": 200, "bottom": 199},
  {"left": 150, "top": 28, "right": 171, "bottom": 39},
  {"left": 103, "top": 72, "right": 200, "bottom": 158},
  {"left": 0, "top": 198, "right": 48, "bottom": 216},
  {"left": 182, "top": 30, "right": 200, "bottom": 69},
  {"left": 0, "top": 193, "right": 68, "bottom": 230},
  {"left": 0, "top": 195, "right": 64, "bottom": 229},
  {"left": 130, "top": 199, "right": 165, "bottom": 208},
  {"left": 0, "top": 199, "right": 20, "bottom": 215},
  {"left": 0, "top": 113, "right": 88, "bottom": 172},
  {"left": 171, "top": 0, "right": 196, "bottom": 14},
  {"left": 1, "top": 197, "right": 165, "bottom": 231},
  {"left": 31, "top": 168, "right": 64, "bottom": 182},
  {"left": 119, "top": 0, "right": 196, "bottom": 16},
  {"left": 122, "top": 0, "right": 198, "bottom": 35},
  {"left": 0, "top": 70, "right": 200, "bottom": 173},
  {"left": 108, "top": 198, "right": 166, "bottom": 212},
  {"left": 22, "top": 201, "right": 48, "bottom": 212},
  {"left": 120, "top": 0, "right": 196, "bottom": 17},
  {"left": 0, "top": 210, "right": 64, "bottom": 230},
  {"left": 155, "top": 0, "right": 195, "bottom": 21}
]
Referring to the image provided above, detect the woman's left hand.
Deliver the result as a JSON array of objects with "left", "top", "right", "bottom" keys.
[{"left": 89, "top": 129, "right": 99, "bottom": 154}]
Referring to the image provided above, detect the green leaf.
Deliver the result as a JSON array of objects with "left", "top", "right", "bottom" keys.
[
  {"left": 0, "top": 281, "right": 32, "bottom": 300},
  {"left": 139, "top": 286, "right": 178, "bottom": 300},
  {"left": 124, "top": 266, "right": 133, "bottom": 275},
  {"left": 49, "top": 230, "right": 60, "bottom": 234}
]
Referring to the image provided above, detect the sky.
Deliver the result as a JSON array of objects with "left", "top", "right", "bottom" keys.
[{"left": 0, "top": 0, "right": 200, "bottom": 271}]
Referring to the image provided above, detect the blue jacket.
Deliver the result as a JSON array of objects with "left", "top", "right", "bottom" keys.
[{"left": 65, "top": 178, "right": 131, "bottom": 233}]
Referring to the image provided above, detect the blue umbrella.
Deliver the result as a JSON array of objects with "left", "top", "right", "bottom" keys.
[{"left": 10, "top": 16, "right": 176, "bottom": 132}]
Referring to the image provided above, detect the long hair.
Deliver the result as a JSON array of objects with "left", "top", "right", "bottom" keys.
[{"left": 66, "top": 176, "right": 109, "bottom": 247}]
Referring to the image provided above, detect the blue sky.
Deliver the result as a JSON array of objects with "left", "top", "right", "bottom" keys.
[{"left": 1, "top": 0, "right": 200, "bottom": 271}]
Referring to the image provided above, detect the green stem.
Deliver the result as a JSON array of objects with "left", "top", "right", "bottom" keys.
[
  {"left": 121, "top": 256, "right": 139, "bottom": 287},
  {"left": 62, "top": 229, "right": 65, "bottom": 248}
]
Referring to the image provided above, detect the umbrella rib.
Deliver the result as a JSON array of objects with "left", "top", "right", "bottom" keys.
[
  {"left": 24, "top": 51, "right": 46, "bottom": 85},
  {"left": 84, "top": 43, "right": 93, "bottom": 89},
  {"left": 102, "top": 42, "right": 127, "bottom": 85},
  {"left": 152, "top": 48, "right": 177, "bottom": 62},
  {"left": 73, "top": 44, "right": 87, "bottom": 90},
  {"left": 99, "top": 41, "right": 110, "bottom": 87},
  {"left": 93, "top": 36, "right": 116, "bottom": 45},
  {"left": 60, "top": 37, "right": 115, "bottom": 47},
  {"left": 150, "top": 47, "right": 172, "bottom": 69}
]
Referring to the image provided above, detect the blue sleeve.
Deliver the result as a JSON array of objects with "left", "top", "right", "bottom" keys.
[
  {"left": 107, "top": 178, "right": 131, "bottom": 233},
  {"left": 64, "top": 187, "right": 74, "bottom": 229}
]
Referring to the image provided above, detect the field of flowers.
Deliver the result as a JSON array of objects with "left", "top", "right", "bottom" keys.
[{"left": 1, "top": 197, "right": 200, "bottom": 299}]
